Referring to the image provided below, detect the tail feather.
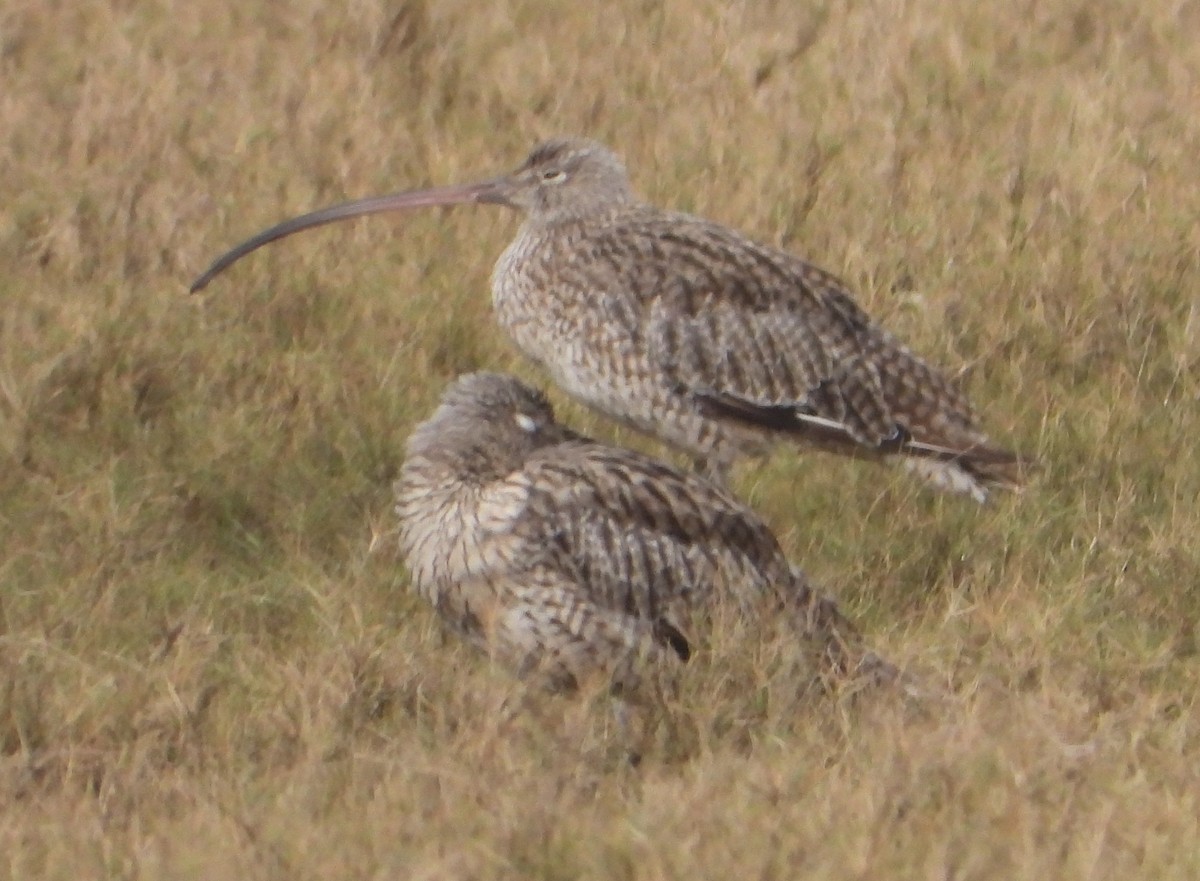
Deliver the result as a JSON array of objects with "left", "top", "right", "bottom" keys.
[
  {"left": 785, "top": 569, "right": 901, "bottom": 689},
  {"left": 691, "top": 389, "right": 1032, "bottom": 501},
  {"left": 787, "top": 570, "right": 941, "bottom": 700}
]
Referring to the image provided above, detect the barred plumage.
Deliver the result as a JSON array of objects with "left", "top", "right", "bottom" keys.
[
  {"left": 194, "top": 138, "right": 1029, "bottom": 501},
  {"left": 395, "top": 372, "right": 892, "bottom": 694}
]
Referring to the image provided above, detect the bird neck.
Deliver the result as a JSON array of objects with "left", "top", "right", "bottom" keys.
[{"left": 523, "top": 197, "right": 638, "bottom": 232}]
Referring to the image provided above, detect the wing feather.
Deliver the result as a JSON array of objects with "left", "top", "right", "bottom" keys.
[
  {"left": 518, "top": 441, "right": 795, "bottom": 627},
  {"left": 584, "top": 210, "right": 1020, "bottom": 474}
]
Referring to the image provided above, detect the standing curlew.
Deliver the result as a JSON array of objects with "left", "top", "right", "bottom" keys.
[
  {"left": 193, "top": 138, "right": 1028, "bottom": 501},
  {"left": 395, "top": 371, "right": 895, "bottom": 699}
]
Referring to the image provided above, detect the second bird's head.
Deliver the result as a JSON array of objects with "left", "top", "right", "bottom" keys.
[
  {"left": 485, "top": 138, "right": 635, "bottom": 223},
  {"left": 404, "top": 372, "right": 578, "bottom": 483},
  {"left": 190, "top": 137, "right": 636, "bottom": 293}
]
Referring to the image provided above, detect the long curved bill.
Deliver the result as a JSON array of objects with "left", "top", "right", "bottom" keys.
[{"left": 189, "top": 178, "right": 508, "bottom": 293}]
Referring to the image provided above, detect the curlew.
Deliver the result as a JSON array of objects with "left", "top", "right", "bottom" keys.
[
  {"left": 395, "top": 371, "right": 895, "bottom": 700},
  {"left": 193, "top": 138, "right": 1028, "bottom": 501}
]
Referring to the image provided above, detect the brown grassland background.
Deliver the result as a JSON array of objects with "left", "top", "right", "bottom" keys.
[{"left": 2, "top": 0, "right": 1199, "bottom": 877}]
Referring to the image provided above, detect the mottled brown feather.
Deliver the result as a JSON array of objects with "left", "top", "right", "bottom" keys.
[
  {"left": 194, "top": 136, "right": 1029, "bottom": 500},
  {"left": 487, "top": 140, "right": 1030, "bottom": 499},
  {"left": 396, "top": 372, "right": 891, "bottom": 695}
]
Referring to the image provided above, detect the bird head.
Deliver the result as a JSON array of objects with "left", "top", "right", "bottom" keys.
[
  {"left": 491, "top": 138, "right": 635, "bottom": 223},
  {"left": 189, "top": 138, "right": 636, "bottom": 292},
  {"left": 404, "top": 372, "right": 574, "bottom": 482}
]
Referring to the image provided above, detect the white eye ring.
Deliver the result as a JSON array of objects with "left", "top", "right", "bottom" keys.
[
  {"left": 541, "top": 169, "right": 566, "bottom": 183},
  {"left": 514, "top": 413, "right": 538, "bottom": 433}
]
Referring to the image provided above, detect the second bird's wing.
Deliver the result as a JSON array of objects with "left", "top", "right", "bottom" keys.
[
  {"left": 516, "top": 441, "right": 796, "bottom": 643},
  {"left": 594, "top": 211, "right": 1022, "bottom": 480},
  {"left": 514, "top": 441, "right": 891, "bottom": 683}
]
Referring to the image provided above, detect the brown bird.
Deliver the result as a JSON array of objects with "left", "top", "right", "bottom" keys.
[
  {"left": 395, "top": 371, "right": 894, "bottom": 698},
  {"left": 193, "top": 138, "right": 1027, "bottom": 501}
]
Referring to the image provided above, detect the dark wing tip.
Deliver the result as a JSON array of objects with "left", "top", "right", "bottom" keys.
[
  {"left": 689, "top": 389, "right": 803, "bottom": 431},
  {"left": 653, "top": 618, "right": 692, "bottom": 662},
  {"left": 690, "top": 389, "right": 865, "bottom": 451},
  {"left": 691, "top": 387, "right": 1034, "bottom": 485}
]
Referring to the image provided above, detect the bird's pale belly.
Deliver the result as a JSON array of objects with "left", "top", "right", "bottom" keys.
[{"left": 492, "top": 288, "right": 766, "bottom": 470}]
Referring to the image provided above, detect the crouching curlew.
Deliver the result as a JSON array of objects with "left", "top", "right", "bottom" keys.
[
  {"left": 395, "top": 371, "right": 896, "bottom": 703},
  {"left": 194, "top": 138, "right": 1029, "bottom": 501}
]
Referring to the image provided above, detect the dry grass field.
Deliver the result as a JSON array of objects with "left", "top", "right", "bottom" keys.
[{"left": 2, "top": 0, "right": 1199, "bottom": 877}]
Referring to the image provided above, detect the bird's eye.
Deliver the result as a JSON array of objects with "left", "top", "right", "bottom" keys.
[
  {"left": 514, "top": 413, "right": 538, "bottom": 433},
  {"left": 541, "top": 169, "right": 567, "bottom": 183}
]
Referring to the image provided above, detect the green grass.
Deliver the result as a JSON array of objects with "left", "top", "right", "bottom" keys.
[{"left": 2, "top": 0, "right": 1199, "bottom": 877}]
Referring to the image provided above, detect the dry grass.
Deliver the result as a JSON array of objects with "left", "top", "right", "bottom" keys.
[{"left": 2, "top": 0, "right": 1199, "bottom": 877}]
